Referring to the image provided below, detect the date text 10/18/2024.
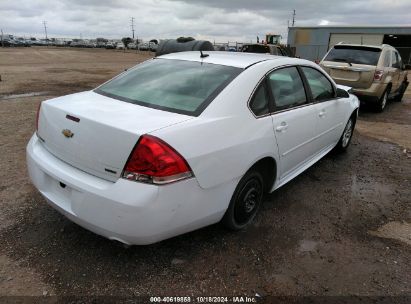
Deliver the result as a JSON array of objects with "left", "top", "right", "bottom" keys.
[{"left": 150, "top": 296, "right": 258, "bottom": 303}]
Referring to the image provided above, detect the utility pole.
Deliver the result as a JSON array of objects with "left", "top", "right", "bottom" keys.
[
  {"left": 42, "top": 20, "right": 48, "bottom": 39},
  {"left": 130, "top": 17, "right": 135, "bottom": 39},
  {"left": 1, "top": 29, "right": 3, "bottom": 47},
  {"left": 292, "top": 10, "right": 296, "bottom": 27}
]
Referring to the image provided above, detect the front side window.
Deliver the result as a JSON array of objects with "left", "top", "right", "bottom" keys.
[
  {"left": 301, "top": 67, "right": 335, "bottom": 102},
  {"left": 397, "top": 52, "right": 403, "bottom": 69},
  {"left": 267, "top": 67, "right": 307, "bottom": 111},
  {"left": 394, "top": 52, "right": 402, "bottom": 69},
  {"left": 249, "top": 82, "right": 269, "bottom": 116},
  {"left": 95, "top": 59, "right": 242, "bottom": 116},
  {"left": 391, "top": 51, "right": 399, "bottom": 68}
]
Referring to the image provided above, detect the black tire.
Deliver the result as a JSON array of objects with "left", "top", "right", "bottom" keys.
[
  {"left": 222, "top": 170, "right": 264, "bottom": 230},
  {"left": 335, "top": 117, "right": 355, "bottom": 153},
  {"left": 393, "top": 80, "right": 407, "bottom": 102},
  {"left": 376, "top": 87, "right": 389, "bottom": 112}
]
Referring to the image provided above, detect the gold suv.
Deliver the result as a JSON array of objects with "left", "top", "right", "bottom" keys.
[{"left": 320, "top": 44, "right": 408, "bottom": 111}]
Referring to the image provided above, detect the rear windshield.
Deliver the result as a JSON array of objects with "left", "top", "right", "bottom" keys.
[
  {"left": 324, "top": 46, "right": 381, "bottom": 65},
  {"left": 95, "top": 59, "right": 242, "bottom": 116}
]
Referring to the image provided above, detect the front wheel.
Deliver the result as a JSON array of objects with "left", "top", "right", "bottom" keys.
[
  {"left": 376, "top": 88, "right": 389, "bottom": 112},
  {"left": 393, "top": 80, "right": 408, "bottom": 102},
  {"left": 335, "top": 117, "right": 355, "bottom": 153},
  {"left": 222, "top": 171, "right": 264, "bottom": 230}
]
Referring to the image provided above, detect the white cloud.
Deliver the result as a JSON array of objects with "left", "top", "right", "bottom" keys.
[{"left": 2, "top": 0, "right": 411, "bottom": 42}]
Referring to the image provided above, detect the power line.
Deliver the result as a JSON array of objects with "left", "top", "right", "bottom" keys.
[
  {"left": 130, "top": 17, "right": 135, "bottom": 39},
  {"left": 292, "top": 10, "right": 296, "bottom": 27},
  {"left": 42, "top": 20, "right": 48, "bottom": 39}
]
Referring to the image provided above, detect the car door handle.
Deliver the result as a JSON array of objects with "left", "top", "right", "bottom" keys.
[
  {"left": 276, "top": 122, "right": 288, "bottom": 132},
  {"left": 319, "top": 110, "right": 326, "bottom": 118}
]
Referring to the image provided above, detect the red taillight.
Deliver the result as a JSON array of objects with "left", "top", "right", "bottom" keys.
[
  {"left": 374, "top": 69, "right": 384, "bottom": 81},
  {"left": 122, "top": 135, "right": 193, "bottom": 184},
  {"left": 36, "top": 102, "right": 42, "bottom": 131}
]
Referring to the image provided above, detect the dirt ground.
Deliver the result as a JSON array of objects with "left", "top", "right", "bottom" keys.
[{"left": 0, "top": 47, "right": 410, "bottom": 301}]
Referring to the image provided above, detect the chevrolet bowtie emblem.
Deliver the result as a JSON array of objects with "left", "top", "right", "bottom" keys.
[{"left": 62, "top": 129, "right": 74, "bottom": 138}]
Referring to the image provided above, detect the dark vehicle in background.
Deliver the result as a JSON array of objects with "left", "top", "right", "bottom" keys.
[
  {"left": 320, "top": 43, "right": 409, "bottom": 112},
  {"left": 1, "top": 40, "right": 12, "bottom": 47},
  {"left": 241, "top": 43, "right": 291, "bottom": 57}
]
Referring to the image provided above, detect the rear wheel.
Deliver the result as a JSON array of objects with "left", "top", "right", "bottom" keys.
[
  {"left": 335, "top": 117, "right": 355, "bottom": 153},
  {"left": 222, "top": 171, "right": 264, "bottom": 230},
  {"left": 376, "top": 87, "right": 389, "bottom": 112}
]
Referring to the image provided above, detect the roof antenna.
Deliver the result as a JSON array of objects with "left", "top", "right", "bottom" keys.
[{"left": 200, "top": 50, "right": 209, "bottom": 58}]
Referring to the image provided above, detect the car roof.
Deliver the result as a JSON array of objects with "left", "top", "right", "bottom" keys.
[{"left": 158, "top": 51, "right": 282, "bottom": 68}]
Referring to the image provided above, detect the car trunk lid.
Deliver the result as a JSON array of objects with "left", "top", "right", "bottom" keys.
[
  {"left": 321, "top": 61, "right": 376, "bottom": 89},
  {"left": 37, "top": 91, "right": 193, "bottom": 182}
]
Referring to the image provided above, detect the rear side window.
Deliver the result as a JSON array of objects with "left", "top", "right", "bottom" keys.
[
  {"left": 383, "top": 51, "right": 391, "bottom": 67},
  {"left": 95, "top": 59, "right": 242, "bottom": 116},
  {"left": 301, "top": 67, "right": 335, "bottom": 102},
  {"left": 249, "top": 82, "right": 269, "bottom": 116},
  {"left": 324, "top": 45, "right": 381, "bottom": 65},
  {"left": 268, "top": 67, "right": 307, "bottom": 111}
]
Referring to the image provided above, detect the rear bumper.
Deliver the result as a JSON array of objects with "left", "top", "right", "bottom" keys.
[
  {"left": 351, "top": 83, "right": 386, "bottom": 103},
  {"left": 26, "top": 134, "right": 235, "bottom": 245}
]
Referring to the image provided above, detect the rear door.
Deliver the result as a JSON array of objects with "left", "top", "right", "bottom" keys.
[
  {"left": 267, "top": 66, "right": 318, "bottom": 180},
  {"left": 300, "top": 66, "right": 346, "bottom": 151},
  {"left": 391, "top": 51, "right": 402, "bottom": 92}
]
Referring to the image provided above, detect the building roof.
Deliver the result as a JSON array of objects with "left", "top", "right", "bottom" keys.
[{"left": 289, "top": 25, "right": 411, "bottom": 29}]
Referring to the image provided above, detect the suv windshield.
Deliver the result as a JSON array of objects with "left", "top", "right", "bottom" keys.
[
  {"left": 95, "top": 59, "right": 242, "bottom": 116},
  {"left": 324, "top": 45, "right": 381, "bottom": 65}
]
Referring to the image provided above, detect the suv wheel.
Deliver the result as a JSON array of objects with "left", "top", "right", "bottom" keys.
[
  {"left": 377, "top": 87, "right": 389, "bottom": 112},
  {"left": 394, "top": 80, "right": 408, "bottom": 102}
]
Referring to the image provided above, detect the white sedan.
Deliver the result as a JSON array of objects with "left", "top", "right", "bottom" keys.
[{"left": 27, "top": 52, "right": 359, "bottom": 245}]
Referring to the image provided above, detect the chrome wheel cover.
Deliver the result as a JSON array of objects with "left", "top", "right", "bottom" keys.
[{"left": 342, "top": 119, "right": 353, "bottom": 148}]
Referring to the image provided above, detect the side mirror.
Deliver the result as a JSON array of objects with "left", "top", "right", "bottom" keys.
[{"left": 337, "top": 88, "right": 350, "bottom": 98}]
